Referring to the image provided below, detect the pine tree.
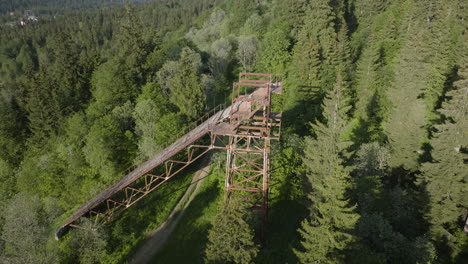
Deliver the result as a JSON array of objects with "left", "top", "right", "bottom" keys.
[
  {"left": 353, "top": 0, "right": 389, "bottom": 26},
  {"left": 83, "top": 114, "right": 135, "bottom": 182},
  {"left": 415, "top": 0, "right": 462, "bottom": 119},
  {"left": 115, "top": 4, "right": 151, "bottom": 85},
  {"left": 205, "top": 202, "right": 259, "bottom": 264},
  {"left": 48, "top": 31, "right": 87, "bottom": 115},
  {"left": 384, "top": 23, "right": 429, "bottom": 171},
  {"left": 167, "top": 47, "right": 206, "bottom": 120},
  {"left": 24, "top": 67, "right": 57, "bottom": 146},
  {"left": 420, "top": 68, "right": 468, "bottom": 259},
  {"left": 270, "top": 0, "right": 309, "bottom": 37},
  {"left": 289, "top": 0, "right": 338, "bottom": 93},
  {"left": 287, "top": 1, "right": 351, "bottom": 135},
  {"left": 257, "top": 29, "right": 291, "bottom": 76},
  {"left": 295, "top": 73, "right": 359, "bottom": 263}
]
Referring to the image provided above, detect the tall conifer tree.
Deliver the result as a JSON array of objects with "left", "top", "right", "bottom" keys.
[
  {"left": 205, "top": 202, "right": 259, "bottom": 264},
  {"left": 420, "top": 68, "right": 468, "bottom": 258},
  {"left": 295, "top": 73, "right": 359, "bottom": 263},
  {"left": 384, "top": 22, "right": 428, "bottom": 171}
]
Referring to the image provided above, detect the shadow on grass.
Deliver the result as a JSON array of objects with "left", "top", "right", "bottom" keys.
[
  {"left": 257, "top": 200, "right": 308, "bottom": 264},
  {"left": 150, "top": 175, "right": 222, "bottom": 264},
  {"left": 103, "top": 165, "right": 200, "bottom": 263}
]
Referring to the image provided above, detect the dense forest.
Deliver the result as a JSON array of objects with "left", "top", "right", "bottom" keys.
[
  {"left": 0, "top": 0, "right": 147, "bottom": 12},
  {"left": 0, "top": 0, "right": 467, "bottom": 263}
]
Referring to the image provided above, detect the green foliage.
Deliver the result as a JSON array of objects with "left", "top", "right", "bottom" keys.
[
  {"left": 161, "top": 47, "right": 206, "bottom": 120},
  {"left": 16, "top": 148, "right": 66, "bottom": 198},
  {"left": 350, "top": 142, "right": 436, "bottom": 264},
  {"left": 83, "top": 114, "right": 135, "bottom": 182},
  {"left": 209, "top": 37, "right": 233, "bottom": 79},
  {"left": 420, "top": 68, "right": 468, "bottom": 260},
  {"left": 256, "top": 29, "right": 291, "bottom": 76},
  {"left": 270, "top": 134, "right": 304, "bottom": 202},
  {"left": 352, "top": 142, "right": 388, "bottom": 213},
  {"left": 236, "top": 35, "right": 259, "bottom": 72},
  {"left": 23, "top": 67, "right": 60, "bottom": 145},
  {"left": 185, "top": 9, "right": 226, "bottom": 51},
  {"left": 288, "top": 0, "right": 342, "bottom": 94},
  {"left": 0, "top": 159, "right": 15, "bottom": 229},
  {"left": 1, "top": 193, "right": 62, "bottom": 264},
  {"left": 113, "top": 5, "right": 151, "bottom": 85},
  {"left": 133, "top": 99, "right": 163, "bottom": 161},
  {"left": 224, "top": 0, "right": 258, "bottom": 34},
  {"left": 47, "top": 31, "right": 88, "bottom": 111},
  {"left": 69, "top": 219, "right": 108, "bottom": 264},
  {"left": 151, "top": 166, "right": 224, "bottom": 264},
  {"left": 0, "top": 84, "right": 26, "bottom": 164},
  {"left": 270, "top": 0, "right": 309, "bottom": 37},
  {"left": 384, "top": 25, "right": 429, "bottom": 171},
  {"left": 240, "top": 13, "right": 266, "bottom": 37},
  {"left": 0, "top": 0, "right": 466, "bottom": 262},
  {"left": 295, "top": 74, "right": 359, "bottom": 263},
  {"left": 88, "top": 58, "right": 137, "bottom": 118},
  {"left": 205, "top": 202, "right": 259, "bottom": 264}
]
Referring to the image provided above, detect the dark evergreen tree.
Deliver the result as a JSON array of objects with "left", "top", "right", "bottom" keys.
[
  {"left": 270, "top": 0, "right": 309, "bottom": 37},
  {"left": 384, "top": 25, "right": 428, "bottom": 171},
  {"left": 114, "top": 4, "right": 151, "bottom": 86},
  {"left": 167, "top": 47, "right": 206, "bottom": 120},
  {"left": 205, "top": 202, "right": 259, "bottom": 264},
  {"left": 350, "top": 143, "right": 437, "bottom": 264},
  {"left": 256, "top": 29, "right": 291, "bottom": 76},
  {"left": 24, "top": 67, "right": 58, "bottom": 146},
  {"left": 295, "top": 73, "right": 359, "bottom": 263},
  {"left": 289, "top": 0, "right": 339, "bottom": 93},
  {"left": 420, "top": 68, "right": 468, "bottom": 260}
]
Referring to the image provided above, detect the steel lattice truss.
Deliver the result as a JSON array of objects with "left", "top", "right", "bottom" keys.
[{"left": 56, "top": 73, "right": 282, "bottom": 239}]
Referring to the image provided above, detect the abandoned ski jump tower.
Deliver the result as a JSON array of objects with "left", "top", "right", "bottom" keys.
[{"left": 56, "top": 72, "right": 282, "bottom": 239}]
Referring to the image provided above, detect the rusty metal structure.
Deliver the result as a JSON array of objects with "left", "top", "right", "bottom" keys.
[{"left": 55, "top": 73, "right": 282, "bottom": 239}]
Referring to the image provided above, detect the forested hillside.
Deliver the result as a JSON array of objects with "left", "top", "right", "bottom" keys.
[
  {"left": 0, "top": 0, "right": 147, "bottom": 11},
  {"left": 0, "top": 0, "right": 466, "bottom": 263}
]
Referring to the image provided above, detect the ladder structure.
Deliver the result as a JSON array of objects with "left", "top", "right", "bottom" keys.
[{"left": 55, "top": 73, "right": 282, "bottom": 239}]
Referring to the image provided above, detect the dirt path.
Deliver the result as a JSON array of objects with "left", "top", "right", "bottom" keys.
[{"left": 129, "top": 160, "right": 211, "bottom": 264}]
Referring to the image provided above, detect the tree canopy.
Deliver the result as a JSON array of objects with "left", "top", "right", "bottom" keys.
[{"left": 0, "top": 0, "right": 466, "bottom": 263}]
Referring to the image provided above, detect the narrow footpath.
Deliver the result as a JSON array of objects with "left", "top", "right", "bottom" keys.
[{"left": 129, "top": 159, "right": 212, "bottom": 264}]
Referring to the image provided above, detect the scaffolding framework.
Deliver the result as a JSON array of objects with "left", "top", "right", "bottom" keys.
[{"left": 218, "top": 73, "right": 281, "bottom": 236}]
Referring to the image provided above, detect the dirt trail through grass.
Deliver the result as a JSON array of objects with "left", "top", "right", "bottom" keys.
[{"left": 129, "top": 160, "right": 211, "bottom": 264}]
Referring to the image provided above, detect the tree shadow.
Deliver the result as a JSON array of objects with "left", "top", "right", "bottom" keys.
[
  {"left": 103, "top": 161, "right": 206, "bottom": 262},
  {"left": 150, "top": 177, "right": 222, "bottom": 264},
  {"left": 256, "top": 200, "right": 308, "bottom": 264},
  {"left": 348, "top": 152, "right": 433, "bottom": 263},
  {"left": 282, "top": 85, "right": 324, "bottom": 136}
]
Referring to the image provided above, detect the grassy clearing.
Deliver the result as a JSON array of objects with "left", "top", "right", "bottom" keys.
[
  {"left": 100, "top": 167, "right": 196, "bottom": 263},
  {"left": 150, "top": 166, "right": 224, "bottom": 264},
  {"left": 147, "top": 167, "right": 307, "bottom": 264}
]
